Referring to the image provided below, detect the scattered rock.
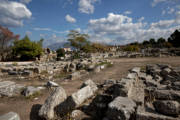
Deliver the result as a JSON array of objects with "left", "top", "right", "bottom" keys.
[
  {"left": 0, "top": 81, "right": 24, "bottom": 97},
  {"left": 126, "top": 73, "right": 137, "bottom": 79},
  {"left": 71, "top": 110, "right": 85, "bottom": 118},
  {"left": 22, "top": 86, "right": 41, "bottom": 97},
  {"left": 68, "top": 72, "right": 81, "bottom": 80},
  {"left": 94, "top": 66, "right": 101, "bottom": 73},
  {"left": 106, "top": 97, "right": 136, "bottom": 120},
  {"left": 130, "top": 67, "right": 141, "bottom": 74},
  {"left": 46, "top": 81, "right": 59, "bottom": 88},
  {"left": 39, "top": 87, "right": 67, "bottom": 120},
  {"left": 154, "top": 90, "right": 180, "bottom": 101},
  {"left": 68, "top": 85, "right": 97, "bottom": 108},
  {"left": 0, "top": 112, "right": 20, "bottom": 120},
  {"left": 136, "top": 106, "right": 178, "bottom": 120},
  {"left": 81, "top": 79, "right": 98, "bottom": 92},
  {"left": 153, "top": 100, "right": 180, "bottom": 116}
]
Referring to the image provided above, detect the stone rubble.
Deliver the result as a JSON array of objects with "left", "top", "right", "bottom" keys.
[
  {"left": 0, "top": 81, "right": 24, "bottom": 97},
  {"left": 0, "top": 112, "right": 20, "bottom": 120},
  {"left": 39, "top": 87, "right": 67, "bottom": 119}
]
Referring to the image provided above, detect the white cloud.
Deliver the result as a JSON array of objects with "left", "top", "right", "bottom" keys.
[
  {"left": 138, "top": 17, "right": 145, "bottom": 22},
  {"left": 175, "top": 11, "right": 180, "bottom": 24},
  {"left": 88, "top": 13, "right": 180, "bottom": 45},
  {"left": 65, "top": 14, "right": 76, "bottom": 23},
  {"left": 152, "top": 0, "right": 167, "bottom": 7},
  {"left": 0, "top": 0, "right": 32, "bottom": 27},
  {"left": 152, "top": 0, "right": 177, "bottom": 7},
  {"left": 168, "top": 8, "right": 175, "bottom": 14},
  {"left": 26, "top": 31, "right": 32, "bottom": 36},
  {"left": 33, "top": 27, "right": 52, "bottom": 31},
  {"left": 78, "top": 0, "right": 98, "bottom": 14},
  {"left": 150, "top": 20, "right": 175, "bottom": 29},
  {"left": 20, "top": 0, "right": 32, "bottom": 4},
  {"left": 124, "top": 11, "right": 132, "bottom": 15},
  {"left": 162, "top": 10, "right": 166, "bottom": 15}
]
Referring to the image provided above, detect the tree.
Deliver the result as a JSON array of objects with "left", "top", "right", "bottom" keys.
[
  {"left": 149, "top": 38, "right": 156, "bottom": 47},
  {"left": 168, "top": 29, "right": 180, "bottom": 47},
  {"left": 12, "top": 35, "right": 43, "bottom": 61},
  {"left": 0, "top": 25, "right": 19, "bottom": 61},
  {"left": 157, "top": 37, "right": 166, "bottom": 48},
  {"left": 67, "top": 30, "right": 90, "bottom": 51},
  {"left": 56, "top": 48, "right": 65, "bottom": 58},
  {"left": 123, "top": 45, "right": 140, "bottom": 52}
]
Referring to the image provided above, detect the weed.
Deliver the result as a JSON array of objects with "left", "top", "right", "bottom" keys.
[
  {"left": 12, "top": 62, "right": 18, "bottom": 66},
  {"left": 25, "top": 91, "right": 41, "bottom": 100},
  {"left": 54, "top": 71, "right": 69, "bottom": 79}
]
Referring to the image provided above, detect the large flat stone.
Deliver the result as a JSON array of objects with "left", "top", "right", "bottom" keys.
[
  {"left": 153, "top": 100, "right": 180, "bottom": 116},
  {"left": 136, "top": 109, "right": 179, "bottom": 120},
  {"left": 0, "top": 112, "right": 20, "bottom": 120},
  {"left": 106, "top": 97, "right": 136, "bottom": 120},
  {"left": 69, "top": 85, "right": 96, "bottom": 107},
  {"left": 0, "top": 81, "right": 24, "bottom": 97},
  {"left": 154, "top": 90, "right": 180, "bottom": 102},
  {"left": 39, "top": 87, "right": 67, "bottom": 120}
]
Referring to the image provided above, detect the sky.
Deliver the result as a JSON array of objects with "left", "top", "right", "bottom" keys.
[{"left": 0, "top": 0, "right": 180, "bottom": 47}]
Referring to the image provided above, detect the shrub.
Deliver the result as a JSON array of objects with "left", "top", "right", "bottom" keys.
[
  {"left": 123, "top": 45, "right": 140, "bottom": 52},
  {"left": 12, "top": 35, "right": 43, "bottom": 61},
  {"left": 56, "top": 48, "right": 65, "bottom": 57}
]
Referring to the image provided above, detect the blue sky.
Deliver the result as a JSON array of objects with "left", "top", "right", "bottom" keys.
[{"left": 1, "top": 0, "right": 180, "bottom": 46}]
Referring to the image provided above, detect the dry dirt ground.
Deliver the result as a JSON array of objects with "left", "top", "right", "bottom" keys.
[{"left": 1, "top": 57, "right": 180, "bottom": 120}]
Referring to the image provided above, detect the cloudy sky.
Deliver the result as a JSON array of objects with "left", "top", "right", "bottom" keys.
[{"left": 1, "top": 0, "right": 180, "bottom": 46}]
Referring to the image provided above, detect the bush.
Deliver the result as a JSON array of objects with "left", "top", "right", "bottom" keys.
[
  {"left": 56, "top": 48, "right": 65, "bottom": 57},
  {"left": 123, "top": 45, "right": 140, "bottom": 52},
  {"left": 12, "top": 35, "right": 43, "bottom": 61}
]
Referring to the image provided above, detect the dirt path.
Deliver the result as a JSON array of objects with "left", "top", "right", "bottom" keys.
[{"left": 1, "top": 57, "right": 180, "bottom": 120}]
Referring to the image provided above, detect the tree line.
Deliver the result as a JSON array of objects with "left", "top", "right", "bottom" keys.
[
  {"left": 122, "top": 29, "right": 180, "bottom": 52},
  {"left": 0, "top": 25, "right": 43, "bottom": 61},
  {"left": 1, "top": 24, "right": 180, "bottom": 61}
]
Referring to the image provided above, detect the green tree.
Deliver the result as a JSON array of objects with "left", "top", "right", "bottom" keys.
[
  {"left": 157, "top": 37, "right": 166, "bottom": 48},
  {"left": 168, "top": 29, "right": 180, "bottom": 47},
  {"left": 149, "top": 38, "right": 156, "bottom": 47},
  {"left": 56, "top": 48, "right": 65, "bottom": 57},
  {"left": 123, "top": 45, "right": 140, "bottom": 52},
  {"left": 12, "top": 35, "right": 43, "bottom": 61},
  {"left": 67, "top": 30, "right": 90, "bottom": 51}
]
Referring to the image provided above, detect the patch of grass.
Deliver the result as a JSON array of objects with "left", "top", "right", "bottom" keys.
[
  {"left": 140, "top": 66, "right": 146, "bottom": 71},
  {"left": 40, "top": 70, "right": 48, "bottom": 75},
  {"left": 106, "top": 62, "right": 113, "bottom": 68},
  {"left": 25, "top": 91, "right": 41, "bottom": 100},
  {"left": 54, "top": 71, "right": 69, "bottom": 79},
  {"left": 12, "top": 62, "right": 18, "bottom": 66}
]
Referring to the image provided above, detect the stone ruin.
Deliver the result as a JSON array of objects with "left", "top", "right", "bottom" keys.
[
  {"left": 1, "top": 63, "right": 180, "bottom": 120},
  {"left": 44, "top": 64, "right": 180, "bottom": 120},
  {"left": 29, "top": 64, "right": 180, "bottom": 119},
  {"left": 0, "top": 55, "right": 112, "bottom": 98}
]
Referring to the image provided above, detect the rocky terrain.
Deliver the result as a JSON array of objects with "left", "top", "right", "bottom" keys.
[{"left": 0, "top": 57, "right": 180, "bottom": 120}]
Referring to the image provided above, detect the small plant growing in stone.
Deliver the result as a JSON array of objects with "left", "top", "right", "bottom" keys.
[
  {"left": 25, "top": 91, "right": 41, "bottom": 100},
  {"left": 12, "top": 62, "right": 18, "bottom": 66}
]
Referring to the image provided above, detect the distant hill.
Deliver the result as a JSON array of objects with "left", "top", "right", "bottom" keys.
[{"left": 46, "top": 42, "right": 69, "bottom": 50}]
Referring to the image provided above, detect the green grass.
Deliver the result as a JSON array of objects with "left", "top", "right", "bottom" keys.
[
  {"left": 25, "top": 91, "right": 41, "bottom": 100},
  {"left": 54, "top": 71, "right": 69, "bottom": 79},
  {"left": 12, "top": 62, "right": 18, "bottom": 66},
  {"left": 40, "top": 70, "right": 48, "bottom": 75},
  {"left": 96, "top": 62, "right": 113, "bottom": 68}
]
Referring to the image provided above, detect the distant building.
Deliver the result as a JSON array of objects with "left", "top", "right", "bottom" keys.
[{"left": 63, "top": 48, "right": 72, "bottom": 52}]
